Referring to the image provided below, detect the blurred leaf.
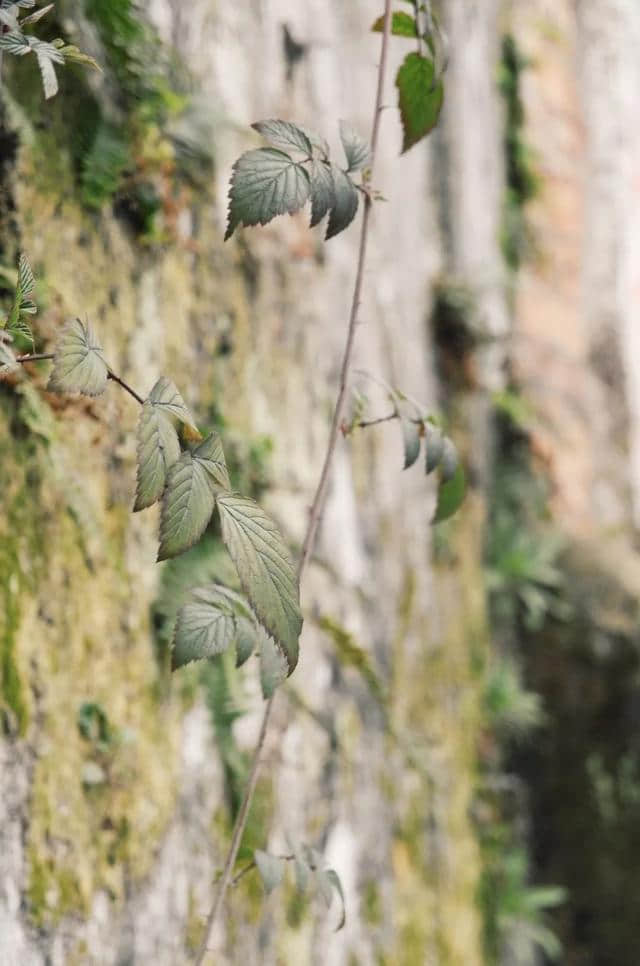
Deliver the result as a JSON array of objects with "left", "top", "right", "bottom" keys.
[
  {"left": 255, "top": 850, "right": 285, "bottom": 893},
  {"left": 324, "top": 869, "right": 347, "bottom": 931},
  {"left": 372, "top": 11, "right": 418, "bottom": 37},
  {"left": 172, "top": 586, "right": 238, "bottom": 669},
  {"left": 260, "top": 633, "right": 288, "bottom": 698},
  {"left": 425, "top": 424, "right": 444, "bottom": 474},
  {"left": 433, "top": 463, "right": 466, "bottom": 524},
  {"left": 396, "top": 52, "right": 444, "bottom": 152}
]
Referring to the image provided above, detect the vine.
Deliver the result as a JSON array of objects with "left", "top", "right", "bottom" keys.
[{"left": 0, "top": 0, "right": 463, "bottom": 957}]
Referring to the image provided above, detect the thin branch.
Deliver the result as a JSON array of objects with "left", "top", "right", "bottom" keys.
[
  {"left": 106, "top": 368, "right": 144, "bottom": 405},
  {"left": 16, "top": 352, "right": 55, "bottom": 363},
  {"left": 193, "top": 3, "right": 395, "bottom": 963}
]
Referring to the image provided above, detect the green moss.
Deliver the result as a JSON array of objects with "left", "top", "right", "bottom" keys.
[
  {"left": 498, "top": 35, "right": 540, "bottom": 270},
  {"left": 362, "top": 880, "right": 382, "bottom": 926}
]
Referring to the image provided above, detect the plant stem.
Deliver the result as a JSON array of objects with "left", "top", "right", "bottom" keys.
[
  {"left": 16, "top": 352, "right": 55, "bottom": 363},
  {"left": 106, "top": 368, "right": 145, "bottom": 405},
  {"left": 193, "top": 3, "right": 394, "bottom": 962}
]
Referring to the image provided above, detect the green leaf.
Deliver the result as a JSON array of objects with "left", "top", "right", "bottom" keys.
[
  {"left": 309, "top": 160, "right": 335, "bottom": 228},
  {"left": 254, "top": 850, "right": 285, "bottom": 894},
  {"left": 440, "top": 437, "right": 459, "bottom": 482},
  {"left": 326, "top": 166, "right": 359, "bottom": 240},
  {"left": 324, "top": 869, "right": 347, "bottom": 931},
  {"left": 425, "top": 424, "right": 444, "bottom": 474},
  {"left": 133, "top": 402, "right": 181, "bottom": 512},
  {"left": 51, "top": 40, "right": 101, "bottom": 71},
  {"left": 260, "top": 632, "right": 288, "bottom": 698},
  {"left": 372, "top": 11, "right": 418, "bottom": 38},
  {"left": 148, "top": 376, "right": 198, "bottom": 433},
  {"left": 172, "top": 586, "right": 238, "bottom": 669},
  {"left": 216, "top": 492, "right": 302, "bottom": 673},
  {"left": 252, "top": 119, "right": 313, "bottom": 157},
  {"left": 158, "top": 452, "right": 215, "bottom": 560},
  {"left": 225, "top": 148, "right": 311, "bottom": 240},
  {"left": 234, "top": 617, "right": 257, "bottom": 667},
  {"left": 192, "top": 432, "right": 230, "bottom": 490},
  {"left": 6, "top": 312, "right": 33, "bottom": 348},
  {"left": 300, "top": 126, "right": 330, "bottom": 161},
  {"left": 432, "top": 463, "right": 466, "bottom": 524},
  {"left": 47, "top": 319, "right": 108, "bottom": 396},
  {"left": 339, "top": 120, "right": 371, "bottom": 172},
  {"left": 396, "top": 52, "right": 444, "bottom": 152},
  {"left": 17, "top": 253, "right": 34, "bottom": 295},
  {"left": 395, "top": 399, "right": 422, "bottom": 469}
]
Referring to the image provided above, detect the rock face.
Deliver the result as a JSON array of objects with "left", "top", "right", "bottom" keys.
[{"left": 1, "top": 1, "right": 640, "bottom": 964}]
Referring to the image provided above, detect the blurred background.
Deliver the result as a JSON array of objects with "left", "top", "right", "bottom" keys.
[{"left": 1, "top": 1, "right": 640, "bottom": 963}]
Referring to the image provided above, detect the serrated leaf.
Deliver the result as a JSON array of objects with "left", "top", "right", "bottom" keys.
[
  {"left": 310, "top": 160, "right": 335, "bottom": 228},
  {"left": 432, "top": 463, "right": 466, "bottom": 524},
  {"left": 326, "top": 166, "right": 359, "bottom": 240},
  {"left": 6, "top": 312, "right": 33, "bottom": 348},
  {"left": 252, "top": 119, "right": 313, "bottom": 157},
  {"left": 324, "top": 869, "right": 346, "bottom": 931},
  {"left": 372, "top": 11, "right": 418, "bottom": 37},
  {"left": 225, "top": 148, "right": 311, "bottom": 240},
  {"left": 339, "top": 120, "right": 371, "bottom": 172},
  {"left": 32, "top": 44, "right": 60, "bottom": 98},
  {"left": 18, "top": 299, "right": 36, "bottom": 314},
  {"left": 216, "top": 492, "right": 302, "bottom": 672},
  {"left": 133, "top": 402, "right": 181, "bottom": 511},
  {"left": 47, "top": 319, "right": 108, "bottom": 396},
  {"left": 0, "top": 31, "right": 30, "bottom": 55},
  {"left": 172, "top": 587, "right": 238, "bottom": 669},
  {"left": 425, "top": 424, "right": 444, "bottom": 474},
  {"left": 260, "top": 632, "right": 288, "bottom": 698},
  {"left": 27, "top": 36, "right": 64, "bottom": 63},
  {"left": 158, "top": 453, "right": 215, "bottom": 560},
  {"left": 300, "top": 126, "right": 330, "bottom": 160},
  {"left": 396, "top": 52, "right": 444, "bottom": 152},
  {"left": 148, "top": 376, "right": 198, "bottom": 432},
  {"left": 17, "top": 253, "right": 34, "bottom": 295},
  {"left": 254, "top": 850, "right": 285, "bottom": 894},
  {"left": 440, "top": 437, "right": 459, "bottom": 482},
  {"left": 193, "top": 432, "right": 230, "bottom": 490},
  {"left": 20, "top": 3, "right": 53, "bottom": 26}
]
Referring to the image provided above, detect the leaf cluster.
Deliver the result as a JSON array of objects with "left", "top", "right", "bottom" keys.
[
  {"left": 372, "top": 2, "right": 447, "bottom": 151},
  {"left": 42, "top": 318, "right": 303, "bottom": 680},
  {"left": 0, "top": 253, "right": 37, "bottom": 372},
  {"left": 0, "top": 1, "right": 99, "bottom": 99},
  {"left": 225, "top": 118, "right": 370, "bottom": 241},
  {"left": 348, "top": 384, "right": 466, "bottom": 523},
  {"left": 253, "top": 844, "right": 346, "bottom": 931}
]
